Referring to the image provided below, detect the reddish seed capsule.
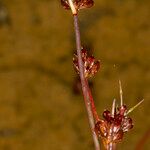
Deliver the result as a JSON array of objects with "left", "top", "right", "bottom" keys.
[
  {"left": 79, "top": 0, "right": 94, "bottom": 9},
  {"left": 119, "top": 105, "right": 127, "bottom": 116},
  {"left": 103, "top": 110, "right": 111, "bottom": 121},
  {"left": 122, "top": 117, "right": 133, "bottom": 132},
  {"left": 95, "top": 120, "right": 108, "bottom": 138},
  {"left": 113, "top": 129, "right": 124, "bottom": 142},
  {"left": 61, "top": 0, "right": 70, "bottom": 9}
]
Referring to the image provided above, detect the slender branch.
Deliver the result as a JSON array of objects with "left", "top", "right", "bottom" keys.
[{"left": 73, "top": 14, "right": 100, "bottom": 150}]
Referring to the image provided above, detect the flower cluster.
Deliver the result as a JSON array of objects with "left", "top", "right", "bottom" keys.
[
  {"left": 61, "top": 0, "right": 94, "bottom": 11},
  {"left": 73, "top": 47, "right": 100, "bottom": 78},
  {"left": 95, "top": 104, "right": 133, "bottom": 148}
]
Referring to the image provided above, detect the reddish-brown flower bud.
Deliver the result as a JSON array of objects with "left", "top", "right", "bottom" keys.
[
  {"left": 118, "top": 105, "right": 127, "bottom": 116},
  {"left": 61, "top": 0, "right": 70, "bottom": 9},
  {"left": 113, "top": 129, "right": 124, "bottom": 142},
  {"left": 103, "top": 110, "right": 112, "bottom": 122},
  {"left": 122, "top": 117, "right": 133, "bottom": 132},
  {"left": 61, "top": 0, "right": 94, "bottom": 11},
  {"left": 73, "top": 47, "right": 100, "bottom": 78},
  {"left": 95, "top": 120, "right": 108, "bottom": 138}
]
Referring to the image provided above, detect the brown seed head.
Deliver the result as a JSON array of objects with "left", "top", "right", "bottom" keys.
[
  {"left": 61, "top": 0, "right": 94, "bottom": 12},
  {"left": 73, "top": 47, "right": 100, "bottom": 78},
  {"left": 95, "top": 104, "right": 133, "bottom": 148}
]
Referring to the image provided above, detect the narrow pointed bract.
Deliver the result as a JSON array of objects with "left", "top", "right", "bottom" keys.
[
  {"left": 119, "top": 80, "right": 123, "bottom": 106},
  {"left": 126, "top": 99, "right": 144, "bottom": 115}
]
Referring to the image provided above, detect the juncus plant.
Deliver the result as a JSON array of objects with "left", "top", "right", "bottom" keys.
[{"left": 60, "top": 1, "right": 144, "bottom": 149}]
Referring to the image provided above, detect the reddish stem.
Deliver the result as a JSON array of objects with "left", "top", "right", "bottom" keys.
[
  {"left": 105, "top": 124, "right": 117, "bottom": 150},
  {"left": 73, "top": 14, "right": 100, "bottom": 150},
  {"left": 107, "top": 143, "right": 117, "bottom": 150},
  {"left": 87, "top": 82, "right": 100, "bottom": 121},
  {"left": 135, "top": 128, "right": 150, "bottom": 150}
]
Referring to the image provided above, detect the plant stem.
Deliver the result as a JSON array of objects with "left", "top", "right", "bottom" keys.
[
  {"left": 73, "top": 14, "right": 100, "bottom": 150},
  {"left": 107, "top": 143, "right": 117, "bottom": 150},
  {"left": 135, "top": 128, "right": 150, "bottom": 150}
]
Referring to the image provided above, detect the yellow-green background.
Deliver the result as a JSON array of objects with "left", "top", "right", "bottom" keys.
[{"left": 0, "top": 0, "right": 149, "bottom": 149}]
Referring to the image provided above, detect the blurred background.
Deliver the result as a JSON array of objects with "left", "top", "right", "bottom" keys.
[{"left": 0, "top": 0, "right": 149, "bottom": 149}]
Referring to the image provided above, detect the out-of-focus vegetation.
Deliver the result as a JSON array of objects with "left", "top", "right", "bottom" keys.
[{"left": 0, "top": 0, "right": 149, "bottom": 149}]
